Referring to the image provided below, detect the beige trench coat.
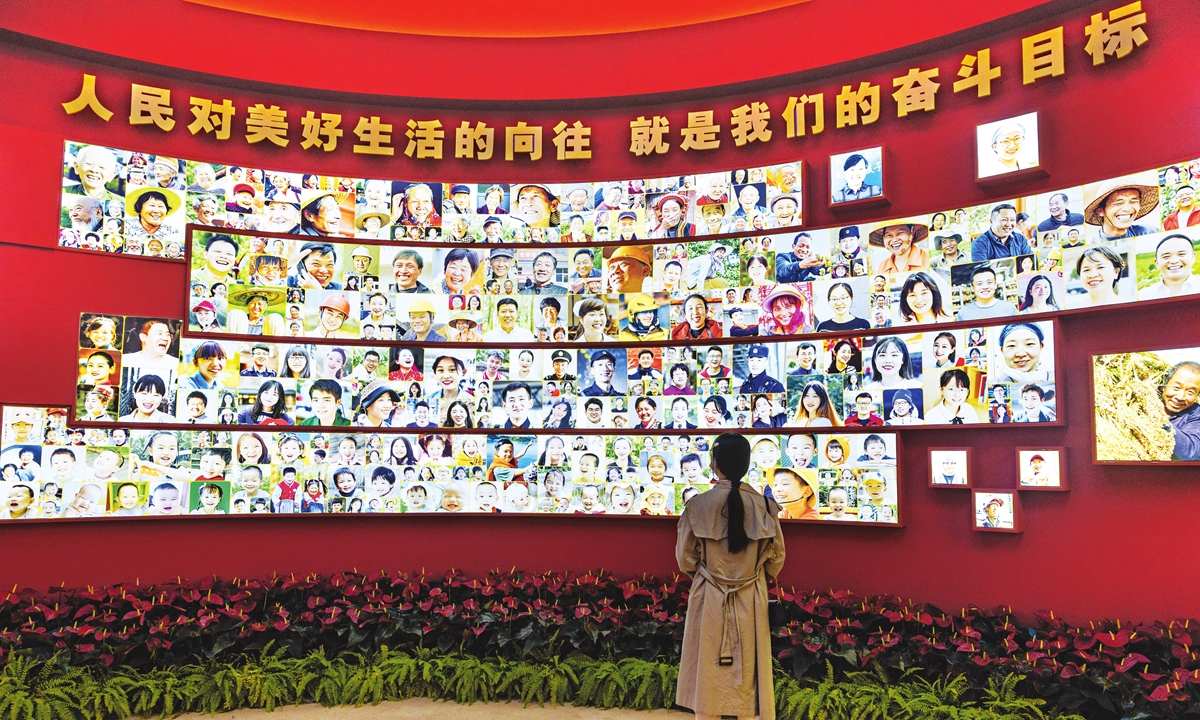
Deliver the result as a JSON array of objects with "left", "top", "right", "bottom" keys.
[{"left": 676, "top": 480, "right": 785, "bottom": 719}]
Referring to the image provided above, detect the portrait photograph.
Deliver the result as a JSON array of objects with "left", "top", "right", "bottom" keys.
[
  {"left": 1017, "top": 448, "right": 1066, "bottom": 490},
  {"left": 1094, "top": 346, "right": 1200, "bottom": 463},
  {"left": 830, "top": 147, "right": 883, "bottom": 206},
  {"left": 929, "top": 448, "right": 970, "bottom": 487},
  {"left": 972, "top": 489, "right": 1019, "bottom": 532},
  {"left": 976, "top": 112, "right": 1040, "bottom": 180}
]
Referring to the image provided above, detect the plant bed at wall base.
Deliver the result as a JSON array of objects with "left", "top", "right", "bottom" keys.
[
  {"left": 0, "top": 650, "right": 1097, "bottom": 720},
  {"left": 0, "top": 569, "right": 1196, "bottom": 718}
]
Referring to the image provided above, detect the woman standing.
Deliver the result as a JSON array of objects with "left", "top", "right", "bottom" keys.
[{"left": 676, "top": 433, "right": 785, "bottom": 720}]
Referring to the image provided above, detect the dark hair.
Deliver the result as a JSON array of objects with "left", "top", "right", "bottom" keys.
[
  {"left": 584, "top": 398, "right": 602, "bottom": 410},
  {"left": 444, "top": 248, "right": 480, "bottom": 274},
  {"left": 704, "top": 395, "right": 729, "bottom": 418},
  {"left": 712, "top": 433, "right": 752, "bottom": 553},
  {"left": 1050, "top": 192, "right": 1070, "bottom": 205},
  {"left": 497, "top": 297, "right": 518, "bottom": 311},
  {"left": 309, "top": 378, "right": 342, "bottom": 401},
  {"left": 251, "top": 380, "right": 288, "bottom": 419},
  {"left": 898, "top": 271, "right": 946, "bottom": 321},
  {"left": 298, "top": 241, "right": 337, "bottom": 261},
  {"left": 1075, "top": 245, "right": 1126, "bottom": 289},
  {"left": 444, "top": 400, "right": 474, "bottom": 428},
  {"left": 869, "top": 336, "right": 915, "bottom": 381},
  {"left": 132, "top": 374, "right": 167, "bottom": 395},
  {"left": 827, "top": 340, "right": 862, "bottom": 373},
  {"left": 1020, "top": 383, "right": 1046, "bottom": 400},
  {"left": 827, "top": 282, "right": 854, "bottom": 301},
  {"left": 539, "top": 297, "right": 561, "bottom": 312},
  {"left": 575, "top": 297, "right": 607, "bottom": 320},
  {"left": 205, "top": 234, "right": 238, "bottom": 254},
  {"left": 864, "top": 434, "right": 885, "bottom": 447},
  {"left": 971, "top": 265, "right": 997, "bottom": 283},
  {"left": 500, "top": 381, "right": 532, "bottom": 402},
  {"left": 990, "top": 203, "right": 1016, "bottom": 217},
  {"left": 133, "top": 190, "right": 169, "bottom": 214},
  {"left": 1019, "top": 275, "right": 1059, "bottom": 311},
  {"left": 392, "top": 249, "right": 424, "bottom": 269},
  {"left": 87, "top": 351, "right": 115, "bottom": 367},
  {"left": 1155, "top": 233, "right": 1195, "bottom": 255},
  {"left": 843, "top": 153, "right": 868, "bottom": 171},
  {"left": 186, "top": 390, "right": 208, "bottom": 406},
  {"left": 940, "top": 368, "right": 971, "bottom": 390},
  {"left": 932, "top": 332, "right": 958, "bottom": 362}
]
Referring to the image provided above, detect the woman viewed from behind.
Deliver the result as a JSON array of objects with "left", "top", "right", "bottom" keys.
[{"left": 676, "top": 433, "right": 785, "bottom": 720}]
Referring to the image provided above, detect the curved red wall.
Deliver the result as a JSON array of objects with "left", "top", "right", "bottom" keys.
[{"left": 1, "top": 0, "right": 1199, "bottom": 622}]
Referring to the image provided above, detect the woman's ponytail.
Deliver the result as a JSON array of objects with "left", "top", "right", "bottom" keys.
[
  {"left": 726, "top": 475, "right": 748, "bottom": 553},
  {"left": 713, "top": 433, "right": 752, "bottom": 553}
]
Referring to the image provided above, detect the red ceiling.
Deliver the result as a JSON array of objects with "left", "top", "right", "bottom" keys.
[
  {"left": 0, "top": 0, "right": 1056, "bottom": 101},
  {"left": 187, "top": 0, "right": 814, "bottom": 37}
]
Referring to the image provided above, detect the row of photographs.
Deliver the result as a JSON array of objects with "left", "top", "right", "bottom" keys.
[
  {"left": 77, "top": 314, "right": 1058, "bottom": 429},
  {"left": 0, "top": 408, "right": 900, "bottom": 522},
  {"left": 60, "top": 136, "right": 1200, "bottom": 261},
  {"left": 930, "top": 447, "right": 1066, "bottom": 491},
  {"left": 182, "top": 226, "right": 1200, "bottom": 343}
]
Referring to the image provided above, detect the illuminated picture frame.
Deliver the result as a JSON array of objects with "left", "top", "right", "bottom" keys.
[
  {"left": 829, "top": 147, "right": 888, "bottom": 211},
  {"left": 928, "top": 447, "right": 971, "bottom": 488},
  {"left": 975, "top": 112, "right": 1047, "bottom": 185},
  {"left": 1016, "top": 446, "right": 1067, "bottom": 491},
  {"left": 971, "top": 489, "right": 1021, "bottom": 533}
]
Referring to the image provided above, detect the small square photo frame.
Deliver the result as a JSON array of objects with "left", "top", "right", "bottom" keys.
[
  {"left": 1016, "top": 447, "right": 1067, "bottom": 491},
  {"left": 829, "top": 146, "right": 888, "bottom": 211},
  {"left": 972, "top": 489, "right": 1021, "bottom": 533},
  {"left": 975, "top": 111, "right": 1047, "bottom": 185},
  {"left": 929, "top": 447, "right": 971, "bottom": 488}
]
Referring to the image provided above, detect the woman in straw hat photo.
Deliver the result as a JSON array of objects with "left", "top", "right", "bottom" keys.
[
  {"left": 226, "top": 286, "right": 286, "bottom": 335},
  {"left": 125, "top": 186, "right": 183, "bottom": 245},
  {"left": 870, "top": 219, "right": 930, "bottom": 275}
]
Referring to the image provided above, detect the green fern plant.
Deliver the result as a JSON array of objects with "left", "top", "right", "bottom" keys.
[
  {"left": 496, "top": 655, "right": 579, "bottom": 707},
  {"left": 294, "top": 649, "right": 351, "bottom": 707},
  {"left": 236, "top": 645, "right": 299, "bottom": 711},
  {"left": 180, "top": 660, "right": 240, "bottom": 714},
  {"left": 73, "top": 670, "right": 132, "bottom": 720},
  {"left": 574, "top": 659, "right": 628, "bottom": 709},
  {"left": 620, "top": 658, "right": 677, "bottom": 710},
  {"left": 0, "top": 654, "right": 83, "bottom": 720},
  {"left": 445, "top": 655, "right": 502, "bottom": 704},
  {"left": 117, "top": 666, "right": 191, "bottom": 718}
]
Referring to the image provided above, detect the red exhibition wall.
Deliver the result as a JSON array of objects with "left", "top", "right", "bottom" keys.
[{"left": 1, "top": 0, "right": 1199, "bottom": 621}]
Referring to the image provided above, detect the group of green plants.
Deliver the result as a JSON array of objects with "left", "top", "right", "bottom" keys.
[{"left": 0, "top": 569, "right": 1194, "bottom": 718}]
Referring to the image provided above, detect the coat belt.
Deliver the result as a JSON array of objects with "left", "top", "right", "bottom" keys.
[{"left": 694, "top": 563, "right": 763, "bottom": 673}]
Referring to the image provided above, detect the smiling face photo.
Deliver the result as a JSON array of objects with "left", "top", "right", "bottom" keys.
[
  {"left": 977, "top": 112, "right": 1040, "bottom": 179},
  {"left": 929, "top": 449, "right": 969, "bottom": 486},
  {"left": 830, "top": 148, "right": 883, "bottom": 205}
]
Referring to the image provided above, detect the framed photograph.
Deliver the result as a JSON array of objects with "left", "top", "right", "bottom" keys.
[
  {"left": 976, "top": 112, "right": 1046, "bottom": 184},
  {"left": 829, "top": 147, "right": 887, "bottom": 211},
  {"left": 1016, "top": 447, "right": 1066, "bottom": 490},
  {"left": 929, "top": 447, "right": 971, "bottom": 488},
  {"left": 1092, "top": 345, "right": 1200, "bottom": 465},
  {"left": 972, "top": 489, "right": 1021, "bottom": 533}
]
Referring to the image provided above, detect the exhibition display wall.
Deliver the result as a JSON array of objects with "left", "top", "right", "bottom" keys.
[{"left": 2, "top": 0, "right": 1200, "bottom": 621}]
